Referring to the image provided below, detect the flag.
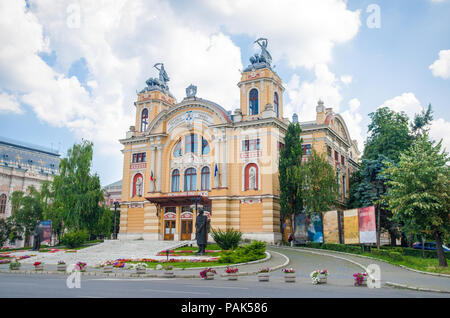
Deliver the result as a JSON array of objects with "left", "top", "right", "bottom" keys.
[
  {"left": 150, "top": 170, "right": 154, "bottom": 182},
  {"left": 214, "top": 164, "right": 218, "bottom": 177}
]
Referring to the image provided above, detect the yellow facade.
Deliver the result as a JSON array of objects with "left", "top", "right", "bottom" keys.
[{"left": 118, "top": 40, "right": 359, "bottom": 243}]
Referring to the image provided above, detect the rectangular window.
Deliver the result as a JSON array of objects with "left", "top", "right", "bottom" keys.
[
  {"left": 334, "top": 151, "right": 339, "bottom": 162},
  {"left": 302, "top": 144, "right": 312, "bottom": 155},
  {"left": 132, "top": 152, "right": 146, "bottom": 163},
  {"left": 341, "top": 155, "right": 345, "bottom": 165},
  {"left": 242, "top": 139, "right": 260, "bottom": 151},
  {"left": 185, "top": 134, "right": 198, "bottom": 154}
]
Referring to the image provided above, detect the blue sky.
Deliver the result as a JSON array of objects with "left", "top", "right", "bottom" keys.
[{"left": 0, "top": 0, "right": 449, "bottom": 186}]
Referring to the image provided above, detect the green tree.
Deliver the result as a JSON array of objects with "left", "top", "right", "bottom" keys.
[
  {"left": 11, "top": 186, "right": 43, "bottom": 246},
  {"left": 279, "top": 122, "right": 305, "bottom": 240},
  {"left": 52, "top": 140, "right": 105, "bottom": 233},
  {"left": 348, "top": 107, "right": 414, "bottom": 247},
  {"left": 382, "top": 135, "right": 450, "bottom": 267},
  {"left": 303, "top": 150, "right": 339, "bottom": 213},
  {"left": 411, "top": 104, "right": 433, "bottom": 138}
]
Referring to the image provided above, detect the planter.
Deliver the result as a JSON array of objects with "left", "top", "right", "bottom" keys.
[
  {"left": 205, "top": 272, "right": 215, "bottom": 280},
  {"left": 164, "top": 270, "right": 175, "bottom": 278},
  {"left": 34, "top": 265, "right": 44, "bottom": 271},
  {"left": 318, "top": 275, "right": 327, "bottom": 284},
  {"left": 354, "top": 276, "right": 368, "bottom": 287},
  {"left": 284, "top": 274, "right": 296, "bottom": 283},
  {"left": 226, "top": 274, "right": 238, "bottom": 281},
  {"left": 103, "top": 266, "right": 113, "bottom": 273},
  {"left": 257, "top": 273, "right": 270, "bottom": 282},
  {"left": 136, "top": 268, "right": 146, "bottom": 275},
  {"left": 57, "top": 265, "right": 67, "bottom": 272}
]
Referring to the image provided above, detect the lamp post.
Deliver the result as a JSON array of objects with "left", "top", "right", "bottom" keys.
[{"left": 113, "top": 201, "right": 120, "bottom": 240}]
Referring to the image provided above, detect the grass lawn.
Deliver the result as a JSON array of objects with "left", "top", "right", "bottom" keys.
[
  {"left": 170, "top": 244, "right": 224, "bottom": 257},
  {"left": 360, "top": 252, "right": 450, "bottom": 275}
]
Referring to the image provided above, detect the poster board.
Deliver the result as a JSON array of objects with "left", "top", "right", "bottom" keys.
[
  {"left": 323, "top": 211, "right": 340, "bottom": 243},
  {"left": 308, "top": 213, "right": 324, "bottom": 243},
  {"left": 343, "top": 209, "right": 359, "bottom": 244},
  {"left": 359, "top": 206, "right": 377, "bottom": 243},
  {"left": 293, "top": 213, "right": 308, "bottom": 242},
  {"left": 40, "top": 220, "right": 52, "bottom": 245}
]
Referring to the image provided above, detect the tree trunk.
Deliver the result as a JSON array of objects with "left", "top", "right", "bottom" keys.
[
  {"left": 421, "top": 236, "right": 425, "bottom": 259},
  {"left": 435, "top": 231, "right": 448, "bottom": 267},
  {"left": 389, "top": 230, "right": 397, "bottom": 246},
  {"left": 376, "top": 204, "right": 381, "bottom": 249}
]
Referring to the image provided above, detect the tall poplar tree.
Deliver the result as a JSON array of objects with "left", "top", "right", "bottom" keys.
[{"left": 279, "top": 122, "right": 305, "bottom": 240}]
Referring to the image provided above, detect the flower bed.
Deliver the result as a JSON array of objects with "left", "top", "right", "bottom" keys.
[{"left": 75, "top": 262, "right": 87, "bottom": 272}]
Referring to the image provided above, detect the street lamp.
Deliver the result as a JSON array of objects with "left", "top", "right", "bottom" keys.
[{"left": 113, "top": 201, "right": 120, "bottom": 240}]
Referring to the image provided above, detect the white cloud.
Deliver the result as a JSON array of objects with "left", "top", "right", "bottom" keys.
[
  {"left": 199, "top": 0, "right": 361, "bottom": 69},
  {"left": 430, "top": 50, "right": 450, "bottom": 79},
  {"left": 380, "top": 92, "right": 450, "bottom": 154},
  {"left": 285, "top": 64, "right": 343, "bottom": 121},
  {"left": 0, "top": 92, "right": 24, "bottom": 114},
  {"left": 379, "top": 92, "right": 422, "bottom": 119},
  {"left": 429, "top": 118, "right": 450, "bottom": 153},
  {"left": 341, "top": 98, "right": 364, "bottom": 152}
]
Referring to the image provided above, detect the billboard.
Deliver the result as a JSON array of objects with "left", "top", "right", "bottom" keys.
[
  {"left": 40, "top": 220, "right": 52, "bottom": 245},
  {"left": 343, "top": 209, "right": 359, "bottom": 244},
  {"left": 323, "top": 211, "right": 340, "bottom": 243},
  {"left": 293, "top": 213, "right": 308, "bottom": 242},
  {"left": 308, "top": 213, "right": 324, "bottom": 243},
  {"left": 293, "top": 213, "right": 324, "bottom": 243},
  {"left": 359, "top": 206, "right": 377, "bottom": 243}
]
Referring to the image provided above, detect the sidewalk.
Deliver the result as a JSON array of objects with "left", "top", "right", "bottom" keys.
[
  {"left": 0, "top": 249, "right": 289, "bottom": 279},
  {"left": 290, "top": 246, "right": 450, "bottom": 293}
]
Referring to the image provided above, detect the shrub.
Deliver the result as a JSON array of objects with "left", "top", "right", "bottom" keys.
[
  {"left": 219, "top": 240, "right": 266, "bottom": 264},
  {"left": 61, "top": 230, "right": 89, "bottom": 248},
  {"left": 210, "top": 228, "right": 242, "bottom": 250}
]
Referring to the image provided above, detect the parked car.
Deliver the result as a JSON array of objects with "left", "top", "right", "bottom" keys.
[{"left": 412, "top": 242, "right": 450, "bottom": 252}]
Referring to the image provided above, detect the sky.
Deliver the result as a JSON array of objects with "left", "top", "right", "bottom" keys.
[{"left": 0, "top": 0, "right": 449, "bottom": 186}]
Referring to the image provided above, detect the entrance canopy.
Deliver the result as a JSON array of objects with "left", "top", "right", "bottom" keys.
[{"left": 145, "top": 194, "right": 211, "bottom": 207}]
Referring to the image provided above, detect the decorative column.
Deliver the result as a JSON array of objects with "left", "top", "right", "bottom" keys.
[
  {"left": 150, "top": 145, "right": 156, "bottom": 192},
  {"left": 157, "top": 145, "right": 163, "bottom": 192},
  {"left": 213, "top": 135, "right": 220, "bottom": 188},
  {"left": 221, "top": 130, "right": 227, "bottom": 187}
]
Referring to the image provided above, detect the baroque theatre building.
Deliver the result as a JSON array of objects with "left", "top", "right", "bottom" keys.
[{"left": 118, "top": 39, "right": 359, "bottom": 243}]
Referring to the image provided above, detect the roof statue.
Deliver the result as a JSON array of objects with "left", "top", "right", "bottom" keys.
[
  {"left": 141, "top": 63, "right": 172, "bottom": 95},
  {"left": 186, "top": 84, "right": 197, "bottom": 98},
  {"left": 245, "top": 38, "right": 273, "bottom": 72}
]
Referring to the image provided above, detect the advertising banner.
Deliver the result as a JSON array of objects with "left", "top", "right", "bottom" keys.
[
  {"left": 308, "top": 213, "right": 324, "bottom": 243},
  {"left": 343, "top": 209, "right": 359, "bottom": 244},
  {"left": 359, "top": 206, "right": 377, "bottom": 243},
  {"left": 293, "top": 213, "right": 308, "bottom": 242},
  {"left": 40, "top": 220, "right": 52, "bottom": 245},
  {"left": 323, "top": 211, "right": 340, "bottom": 243}
]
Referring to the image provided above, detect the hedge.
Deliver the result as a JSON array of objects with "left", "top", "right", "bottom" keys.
[{"left": 304, "top": 242, "right": 450, "bottom": 260}]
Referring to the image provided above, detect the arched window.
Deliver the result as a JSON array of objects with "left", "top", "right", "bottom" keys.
[
  {"left": 185, "top": 134, "right": 198, "bottom": 154},
  {"left": 171, "top": 169, "right": 180, "bottom": 192},
  {"left": 244, "top": 163, "right": 258, "bottom": 191},
  {"left": 141, "top": 108, "right": 149, "bottom": 132},
  {"left": 184, "top": 168, "right": 197, "bottom": 191},
  {"left": 201, "top": 137, "right": 210, "bottom": 155},
  {"left": 173, "top": 139, "right": 182, "bottom": 158},
  {"left": 132, "top": 173, "right": 144, "bottom": 197},
  {"left": 0, "top": 194, "right": 6, "bottom": 214},
  {"left": 201, "top": 167, "right": 210, "bottom": 190},
  {"left": 274, "top": 92, "right": 279, "bottom": 117},
  {"left": 249, "top": 89, "right": 259, "bottom": 115}
]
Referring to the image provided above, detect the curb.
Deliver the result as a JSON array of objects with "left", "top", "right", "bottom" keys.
[
  {"left": 295, "top": 246, "right": 450, "bottom": 278},
  {"left": 0, "top": 250, "right": 290, "bottom": 279},
  {"left": 277, "top": 246, "right": 450, "bottom": 294}
]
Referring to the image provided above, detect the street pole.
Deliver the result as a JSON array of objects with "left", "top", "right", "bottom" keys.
[{"left": 113, "top": 201, "right": 118, "bottom": 240}]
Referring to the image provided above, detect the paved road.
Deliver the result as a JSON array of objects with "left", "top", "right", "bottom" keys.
[
  {"left": 276, "top": 246, "right": 450, "bottom": 292},
  {"left": 0, "top": 273, "right": 447, "bottom": 298}
]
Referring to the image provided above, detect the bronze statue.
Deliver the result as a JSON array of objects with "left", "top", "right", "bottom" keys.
[
  {"left": 32, "top": 221, "right": 42, "bottom": 251},
  {"left": 195, "top": 209, "right": 208, "bottom": 255}
]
